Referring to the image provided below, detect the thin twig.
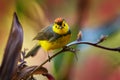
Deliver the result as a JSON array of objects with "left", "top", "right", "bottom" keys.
[{"left": 67, "top": 41, "right": 120, "bottom": 52}]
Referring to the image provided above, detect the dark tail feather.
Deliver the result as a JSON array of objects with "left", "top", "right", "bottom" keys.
[{"left": 25, "top": 44, "right": 41, "bottom": 58}]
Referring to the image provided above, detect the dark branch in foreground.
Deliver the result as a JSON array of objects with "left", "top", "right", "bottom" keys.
[{"left": 28, "top": 40, "right": 120, "bottom": 78}]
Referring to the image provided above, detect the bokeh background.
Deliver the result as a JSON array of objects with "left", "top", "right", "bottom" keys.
[{"left": 0, "top": 0, "right": 120, "bottom": 80}]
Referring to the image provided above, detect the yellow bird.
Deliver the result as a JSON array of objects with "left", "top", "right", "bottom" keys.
[{"left": 25, "top": 18, "right": 71, "bottom": 58}]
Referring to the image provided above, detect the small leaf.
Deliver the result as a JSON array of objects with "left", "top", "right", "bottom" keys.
[
  {"left": 96, "top": 35, "right": 108, "bottom": 44},
  {"left": 77, "top": 31, "right": 82, "bottom": 41},
  {"left": 0, "top": 12, "right": 23, "bottom": 80},
  {"left": 16, "top": 66, "right": 48, "bottom": 80}
]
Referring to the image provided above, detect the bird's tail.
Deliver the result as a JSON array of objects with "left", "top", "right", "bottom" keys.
[{"left": 25, "top": 44, "right": 41, "bottom": 58}]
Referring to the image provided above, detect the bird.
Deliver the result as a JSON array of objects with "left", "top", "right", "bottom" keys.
[{"left": 25, "top": 18, "right": 71, "bottom": 58}]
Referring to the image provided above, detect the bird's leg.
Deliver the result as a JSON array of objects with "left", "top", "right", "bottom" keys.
[
  {"left": 47, "top": 51, "right": 51, "bottom": 62},
  {"left": 44, "top": 50, "right": 51, "bottom": 62}
]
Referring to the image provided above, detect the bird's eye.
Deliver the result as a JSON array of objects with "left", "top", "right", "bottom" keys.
[
  {"left": 63, "top": 23, "right": 65, "bottom": 27},
  {"left": 55, "top": 26, "right": 57, "bottom": 28}
]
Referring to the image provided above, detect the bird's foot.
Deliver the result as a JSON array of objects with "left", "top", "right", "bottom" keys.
[{"left": 48, "top": 54, "right": 51, "bottom": 62}]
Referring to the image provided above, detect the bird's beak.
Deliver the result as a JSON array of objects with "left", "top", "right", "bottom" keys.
[{"left": 59, "top": 26, "right": 63, "bottom": 29}]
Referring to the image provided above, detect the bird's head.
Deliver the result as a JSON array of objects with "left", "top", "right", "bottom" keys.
[{"left": 52, "top": 18, "right": 69, "bottom": 35}]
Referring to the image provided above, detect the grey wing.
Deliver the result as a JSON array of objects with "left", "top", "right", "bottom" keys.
[{"left": 33, "top": 26, "right": 54, "bottom": 41}]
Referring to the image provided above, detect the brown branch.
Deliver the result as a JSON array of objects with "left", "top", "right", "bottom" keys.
[
  {"left": 25, "top": 40, "right": 120, "bottom": 79},
  {"left": 67, "top": 41, "right": 120, "bottom": 52},
  {"left": 29, "top": 47, "right": 70, "bottom": 76}
]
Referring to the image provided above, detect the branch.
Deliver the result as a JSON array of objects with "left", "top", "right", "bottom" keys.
[
  {"left": 67, "top": 41, "right": 120, "bottom": 52},
  {"left": 28, "top": 40, "right": 120, "bottom": 78},
  {"left": 29, "top": 47, "right": 71, "bottom": 76}
]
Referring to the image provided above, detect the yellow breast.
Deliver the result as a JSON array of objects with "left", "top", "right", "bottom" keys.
[{"left": 38, "top": 34, "right": 71, "bottom": 51}]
